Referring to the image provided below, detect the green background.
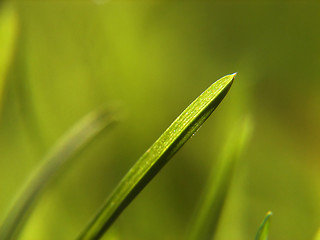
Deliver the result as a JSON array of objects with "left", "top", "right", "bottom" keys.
[{"left": 0, "top": 1, "right": 319, "bottom": 239}]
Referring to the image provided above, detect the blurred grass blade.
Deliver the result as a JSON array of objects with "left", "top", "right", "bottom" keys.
[
  {"left": 188, "top": 116, "right": 253, "bottom": 240},
  {"left": 0, "top": 107, "right": 117, "bottom": 240},
  {"left": 0, "top": 2, "right": 18, "bottom": 114},
  {"left": 314, "top": 228, "right": 320, "bottom": 240},
  {"left": 77, "top": 73, "right": 236, "bottom": 240},
  {"left": 255, "top": 211, "right": 273, "bottom": 240}
]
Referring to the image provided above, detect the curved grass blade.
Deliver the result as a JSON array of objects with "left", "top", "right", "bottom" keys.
[
  {"left": 255, "top": 211, "right": 273, "bottom": 240},
  {"left": 188, "top": 116, "right": 253, "bottom": 240},
  {"left": 77, "top": 73, "right": 236, "bottom": 240},
  {"left": 0, "top": 107, "right": 117, "bottom": 240},
  {"left": 0, "top": 2, "right": 18, "bottom": 114}
]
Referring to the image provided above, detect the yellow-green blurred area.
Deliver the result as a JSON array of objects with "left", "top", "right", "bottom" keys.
[{"left": 0, "top": 1, "right": 319, "bottom": 240}]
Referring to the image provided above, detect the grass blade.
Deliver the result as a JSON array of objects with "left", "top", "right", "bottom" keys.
[
  {"left": 0, "top": 2, "right": 18, "bottom": 114},
  {"left": 77, "top": 73, "right": 236, "bottom": 240},
  {"left": 313, "top": 228, "right": 320, "bottom": 240},
  {"left": 255, "top": 211, "right": 273, "bottom": 240},
  {"left": 0, "top": 107, "right": 117, "bottom": 240},
  {"left": 188, "top": 116, "right": 253, "bottom": 240}
]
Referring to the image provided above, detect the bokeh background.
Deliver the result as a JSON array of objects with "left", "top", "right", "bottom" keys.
[{"left": 0, "top": 1, "right": 319, "bottom": 240}]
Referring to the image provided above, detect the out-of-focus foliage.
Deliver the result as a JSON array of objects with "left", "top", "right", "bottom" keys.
[
  {"left": 0, "top": 1, "right": 319, "bottom": 240},
  {"left": 188, "top": 117, "right": 252, "bottom": 240},
  {"left": 0, "top": 107, "right": 117, "bottom": 240},
  {"left": 0, "top": 2, "right": 18, "bottom": 114},
  {"left": 314, "top": 229, "right": 320, "bottom": 240}
]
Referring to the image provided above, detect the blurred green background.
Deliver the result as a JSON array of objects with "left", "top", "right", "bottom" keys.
[{"left": 0, "top": 1, "right": 319, "bottom": 240}]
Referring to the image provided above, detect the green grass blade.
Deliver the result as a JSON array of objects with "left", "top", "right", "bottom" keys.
[
  {"left": 313, "top": 228, "right": 320, "bottom": 240},
  {"left": 188, "top": 116, "right": 253, "bottom": 240},
  {"left": 0, "top": 2, "right": 18, "bottom": 114},
  {"left": 77, "top": 73, "right": 236, "bottom": 240},
  {"left": 0, "top": 107, "right": 117, "bottom": 240},
  {"left": 255, "top": 211, "right": 273, "bottom": 240}
]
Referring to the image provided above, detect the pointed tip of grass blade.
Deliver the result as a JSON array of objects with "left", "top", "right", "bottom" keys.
[
  {"left": 255, "top": 211, "right": 273, "bottom": 240},
  {"left": 266, "top": 211, "right": 273, "bottom": 216},
  {"left": 231, "top": 72, "right": 238, "bottom": 77},
  {"left": 77, "top": 73, "right": 235, "bottom": 240},
  {"left": 220, "top": 72, "right": 237, "bottom": 82},
  {"left": 224, "top": 72, "right": 237, "bottom": 81},
  {"left": 214, "top": 73, "right": 236, "bottom": 94}
]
